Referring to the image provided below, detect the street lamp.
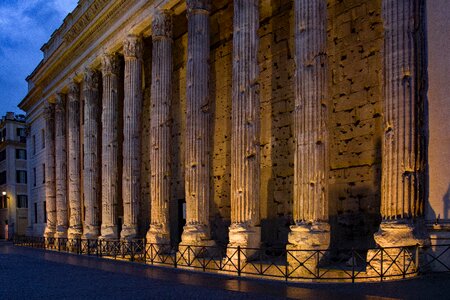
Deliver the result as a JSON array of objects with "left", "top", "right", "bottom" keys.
[{"left": 2, "top": 191, "right": 5, "bottom": 196}]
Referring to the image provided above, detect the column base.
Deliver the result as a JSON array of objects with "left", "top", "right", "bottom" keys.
[
  {"left": 146, "top": 224, "right": 171, "bottom": 255},
  {"left": 55, "top": 226, "right": 68, "bottom": 239},
  {"left": 43, "top": 226, "right": 56, "bottom": 239},
  {"left": 67, "top": 226, "right": 82, "bottom": 239},
  {"left": 366, "top": 220, "right": 429, "bottom": 279},
  {"left": 82, "top": 225, "right": 100, "bottom": 240},
  {"left": 100, "top": 225, "right": 119, "bottom": 240},
  {"left": 226, "top": 223, "right": 261, "bottom": 263},
  {"left": 286, "top": 222, "right": 330, "bottom": 276},
  {"left": 179, "top": 224, "right": 216, "bottom": 259},
  {"left": 120, "top": 225, "right": 139, "bottom": 240}
]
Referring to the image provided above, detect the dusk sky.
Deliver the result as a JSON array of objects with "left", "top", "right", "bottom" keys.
[{"left": 0, "top": 0, "right": 78, "bottom": 116}]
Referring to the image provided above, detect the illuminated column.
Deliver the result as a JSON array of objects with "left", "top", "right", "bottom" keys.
[
  {"left": 82, "top": 68, "right": 101, "bottom": 239},
  {"left": 43, "top": 103, "right": 56, "bottom": 238},
  {"left": 121, "top": 35, "right": 143, "bottom": 240},
  {"left": 146, "top": 10, "right": 173, "bottom": 245},
  {"left": 67, "top": 81, "right": 82, "bottom": 239},
  {"left": 288, "top": 0, "right": 330, "bottom": 251},
  {"left": 181, "top": 0, "right": 214, "bottom": 246},
  {"left": 374, "top": 0, "right": 427, "bottom": 247},
  {"left": 227, "top": 0, "right": 261, "bottom": 251},
  {"left": 55, "top": 93, "right": 68, "bottom": 238},
  {"left": 100, "top": 53, "right": 120, "bottom": 240}
]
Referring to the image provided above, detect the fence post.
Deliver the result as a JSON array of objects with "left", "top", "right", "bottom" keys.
[
  {"left": 352, "top": 248, "right": 355, "bottom": 283},
  {"left": 380, "top": 249, "right": 384, "bottom": 282},
  {"left": 174, "top": 245, "right": 178, "bottom": 268},
  {"left": 237, "top": 246, "right": 241, "bottom": 277},
  {"left": 415, "top": 244, "right": 420, "bottom": 273}
]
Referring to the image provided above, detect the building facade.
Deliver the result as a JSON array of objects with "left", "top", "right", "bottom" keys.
[
  {"left": 0, "top": 112, "right": 28, "bottom": 239},
  {"left": 18, "top": 0, "right": 450, "bottom": 260}
]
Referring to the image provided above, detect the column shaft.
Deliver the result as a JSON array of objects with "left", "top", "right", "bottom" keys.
[
  {"left": 182, "top": 0, "right": 213, "bottom": 245},
  {"left": 100, "top": 54, "right": 120, "bottom": 240},
  {"left": 288, "top": 0, "right": 330, "bottom": 249},
  {"left": 375, "top": 0, "right": 427, "bottom": 247},
  {"left": 55, "top": 94, "right": 68, "bottom": 238},
  {"left": 146, "top": 10, "right": 173, "bottom": 244},
  {"left": 43, "top": 103, "right": 56, "bottom": 238},
  {"left": 67, "top": 82, "right": 82, "bottom": 238},
  {"left": 228, "top": 0, "right": 261, "bottom": 249},
  {"left": 121, "top": 35, "right": 143, "bottom": 240},
  {"left": 83, "top": 68, "right": 100, "bottom": 239}
]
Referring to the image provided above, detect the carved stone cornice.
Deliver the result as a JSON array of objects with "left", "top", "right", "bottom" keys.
[
  {"left": 83, "top": 67, "right": 99, "bottom": 91},
  {"left": 187, "top": 0, "right": 211, "bottom": 15},
  {"left": 152, "top": 9, "right": 173, "bottom": 39},
  {"left": 123, "top": 35, "right": 143, "bottom": 60},
  {"left": 101, "top": 53, "right": 120, "bottom": 76}
]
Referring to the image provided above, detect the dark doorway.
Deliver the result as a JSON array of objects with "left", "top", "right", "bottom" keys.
[{"left": 177, "top": 199, "right": 186, "bottom": 243}]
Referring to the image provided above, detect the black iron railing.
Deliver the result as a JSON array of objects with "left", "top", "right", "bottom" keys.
[{"left": 12, "top": 236, "right": 450, "bottom": 283}]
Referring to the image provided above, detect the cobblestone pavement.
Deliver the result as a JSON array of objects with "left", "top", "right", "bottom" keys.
[{"left": 0, "top": 242, "right": 448, "bottom": 299}]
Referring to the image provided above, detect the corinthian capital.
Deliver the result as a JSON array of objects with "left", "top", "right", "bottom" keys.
[
  {"left": 43, "top": 102, "right": 54, "bottom": 120},
  {"left": 83, "top": 67, "right": 99, "bottom": 91},
  {"left": 123, "top": 35, "right": 143, "bottom": 59},
  {"left": 187, "top": 0, "right": 211, "bottom": 14},
  {"left": 68, "top": 81, "right": 80, "bottom": 102},
  {"left": 55, "top": 93, "right": 65, "bottom": 113},
  {"left": 152, "top": 9, "right": 173, "bottom": 38},
  {"left": 101, "top": 53, "right": 120, "bottom": 76}
]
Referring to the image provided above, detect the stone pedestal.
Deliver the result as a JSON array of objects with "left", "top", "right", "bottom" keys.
[
  {"left": 82, "top": 68, "right": 101, "bottom": 239},
  {"left": 146, "top": 9, "right": 173, "bottom": 247},
  {"left": 55, "top": 93, "right": 68, "bottom": 238},
  {"left": 100, "top": 53, "right": 120, "bottom": 240},
  {"left": 67, "top": 81, "right": 82, "bottom": 239},
  {"left": 121, "top": 35, "right": 143, "bottom": 240}
]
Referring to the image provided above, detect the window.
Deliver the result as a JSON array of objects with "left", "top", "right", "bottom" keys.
[
  {"left": 0, "top": 194, "right": 6, "bottom": 209},
  {"left": 16, "top": 128, "right": 25, "bottom": 137},
  {"left": 43, "top": 201, "right": 47, "bottom": 223},
  {"left": 17, "top": 195, "right": 28, "bottom": 208},
  {"left": 0, "top": 149, "right": 5, "bottom": 162},
  {"left": 41, "top": 129, "right": 45, "bottom": 149},
  {"left": 15, "top": 149, "right": 26, "bottom": 160},
  {"left": 33, "top": 168, "right": 36, "bottom": 186},
  {"left": 32, "top": 135, "right": 36, "bottom": 155},
  {"left": 34, "top": 203, "right": 37, "bottom": 224},
  {"left": 42, "top": 164, "right": 46, "bottom": 183},
  {"left": 16, "top": 170, "right": 27, "bottom": 184},
  {"left": 0, "top": 171, "right": 6, "bottom": 185}
]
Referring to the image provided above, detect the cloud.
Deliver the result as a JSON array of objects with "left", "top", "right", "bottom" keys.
[{"left": 0, "top": 0, "right": 78, "bottom": 114}]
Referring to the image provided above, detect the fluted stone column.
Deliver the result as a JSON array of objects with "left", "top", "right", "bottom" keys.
[
  {"left": 227, "top": 0, "right": 261, "bottom": 252},
  {"left": 374, "top": 0, "right": 427, "bottom": 247},
  {"left": 100, "top": 53, "right": 120, "bottom": 240},
  {"left": 43, "top": 103, "right": 56, "bottom": 238},
  {"left": 146, "top": 10, "right": 173, "bottom": 245},
  {"left": 55, "top": 93, "right": 68, "bottom": 238},
  {"left": 82, "top": 68, "right": 100, "bottom": 239},
  {"left": 67, "top": 81, "right": 82, "bottom": 239},
  {"left": 121, "top": 35, "right": 143, "bottom": 240},
  {"left": 181, "top": 0, "right": 214, "bottom": 247},
  {"left": 288, "top": 0, "right": 330, "bottom": 252}
]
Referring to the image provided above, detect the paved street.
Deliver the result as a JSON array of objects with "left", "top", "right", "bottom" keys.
[{"left": 0, "top": 242, "right": 448, "bottom": 299}]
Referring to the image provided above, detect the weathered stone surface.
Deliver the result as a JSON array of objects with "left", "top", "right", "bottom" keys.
[
  {"left": 146, "top": 9, "right": 173, "bottom": 245},
  {"left": 67, "top": 81, "right": 82, "bottom": 239},
  {"left": 181, "top": 0, "right": 214, "bottom": 247},
  {"left": 54, "top": 93, "right": 68, "bottom": 238},
  {"left": 121, "top": 35, "right": 143, "bottom": 240},
  {"left": 43, "top": 103, "right": 56, "bottom": 238},
  {"left": 100, "top": 53, "right": 120, "bottom": 240},
  {"left": 227, "top": 0, "right": 261, "bottom": 254},
  {"left": 82, "top": 67, "right": 101, "bottom": 239}
]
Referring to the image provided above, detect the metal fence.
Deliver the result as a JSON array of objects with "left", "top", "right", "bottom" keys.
[{"left": 12, "top": 236, "right": 450, "bottom": 283}]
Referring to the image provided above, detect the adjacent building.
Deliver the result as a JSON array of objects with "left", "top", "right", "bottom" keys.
[
  {"left": 17, "top": 0, "right": 450, "bottom": 265},
  {"left": 0, "top": 112, "right": 28, "bottom": 239}
]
